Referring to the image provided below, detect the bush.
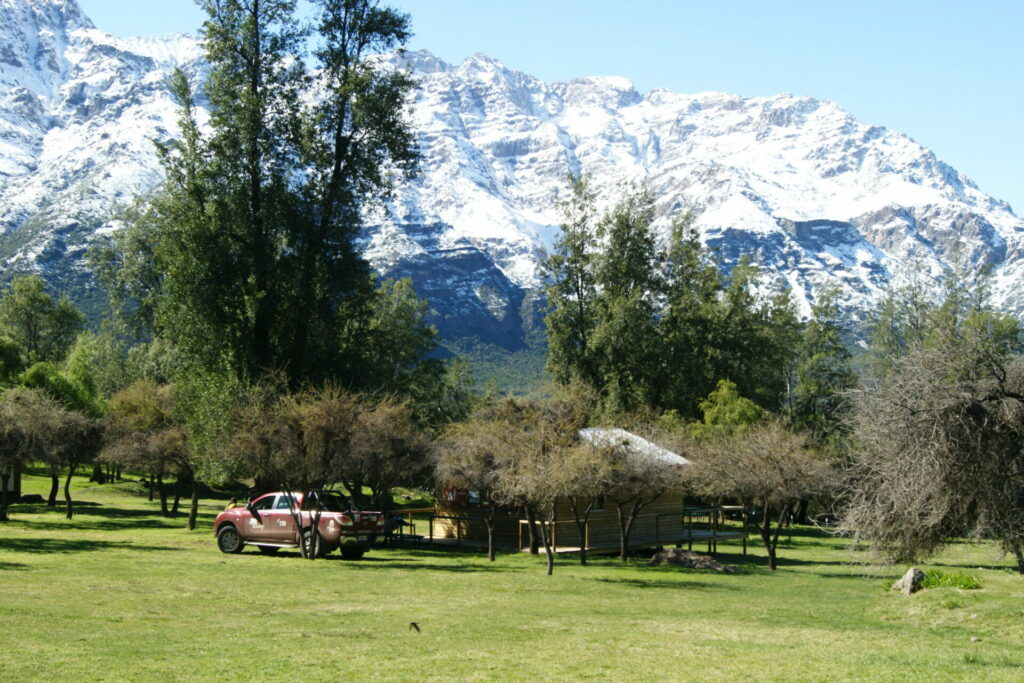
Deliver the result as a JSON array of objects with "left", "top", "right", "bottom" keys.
[{"left": 921, "top": 570, "right": 981, "bottom": 590}]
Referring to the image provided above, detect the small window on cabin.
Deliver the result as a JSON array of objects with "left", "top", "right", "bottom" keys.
[
  {"left": 468, "top": 490, "right": 481, "bottom": 505},
  {"left": 591, "top": 496, "right": 605, "bottom": 512}
]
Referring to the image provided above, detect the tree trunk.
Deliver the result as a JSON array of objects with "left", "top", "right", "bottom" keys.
[
  {"left": 89, "top": 462, "right": 105, "bottom": 484},
  {"left": 525, "top": 507, "right": 540, "bottom": 554},
  {"left": 759, "top": 501, "right": 790, "bottom": 571},
  {"left": 0, "top": 467, "right": 9, "bottom": 521},
  {"left": 157, "top": 473, "right": 169, "bottom": 517},
  {"left": 535, "top": 508, "right": 555, "bottom": 576},
  {"left": 148, "top": 472, "right": 155, "bottom": 501},
  {"left": 615, "top": 501, "right": 641, "bottom": 562},
  {"left": 48, "top": 472, "right": 60, "bottom": 507},
  {"left": 1012, "top": 542, "right": 1024, "bottom": 575},
  {"left": 172, "top": 474, "right": 182, "bottom": 514},
  {"left": 616, "top": 504, "right": 627, "bottom": 561},
  {"left": 570, "top": 498, "right": 592, "bottom": 566},
  {"left": 485, "top": 512, "right": 496, "bottom": 562},
  {"left": 793, "top": 498, "right": 810, "bottom": 525},
  {"left": 64, "top": 464, "right": 77, "bottom": 520},
  {"left": 187, "top": 479, "right": 200, "bottom": 531}
]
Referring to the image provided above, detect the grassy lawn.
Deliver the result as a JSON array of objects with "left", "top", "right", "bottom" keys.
[{"left": 2, "top": 473, "right": 1024, "bottom": 681}]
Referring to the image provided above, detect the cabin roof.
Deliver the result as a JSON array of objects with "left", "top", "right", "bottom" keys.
[{"left": 578, "top": 428, "right": 691, "bottom": 466}]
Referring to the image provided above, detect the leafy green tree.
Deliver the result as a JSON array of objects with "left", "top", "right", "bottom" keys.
[
  {"left": 0, "top": 275, "right": 83, "bottom": 364},
  {"left": 710, "top": 258, "right": 800, "bottom": 412},
  {"left": 542, "top": 175, "right": 601, "bottom": 389},
  {"left": 656, "top": 211, "right": 722, "bottom": 413},
  {"left": 590, "top": 188, "right": 660, "bottom": 413},
  {"left": 690, "top": 379, "right": 766, "bottom": 441},
  {"left": 790, "top": 286, "right": 856, "bottom": 447},
  {"left": 100, "top": 0, "right": 417, "bottom": 386},
  {"left": 0, "top": 336, "right": 26, "bottom": 387}
]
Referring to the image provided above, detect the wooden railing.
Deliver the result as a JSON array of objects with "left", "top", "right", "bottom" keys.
[{"left": 511, "top": 506, "right": 748, "bottom": 555}]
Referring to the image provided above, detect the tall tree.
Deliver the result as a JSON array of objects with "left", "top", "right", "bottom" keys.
[
  {"left": 655, "top": 211, "right": 721, "bottom": 413},
  {"left": 790, "top": 286, "right": 856, "bottom": 448},
  {"left": 589, "top": 188, "right": 661, "bottom": 413},
  {"left": 542, "top": 175, "right": 601, "bottom": 389},
  {"left": 101, "top": 0, "right": 417, "bottom": 386}
]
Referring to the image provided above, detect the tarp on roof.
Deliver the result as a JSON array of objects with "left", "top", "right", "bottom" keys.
[{"left": 578, "top": 427, "right": 691, "bottom": 466}]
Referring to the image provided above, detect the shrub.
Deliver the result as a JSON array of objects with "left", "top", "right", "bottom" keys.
[{"left": 921, "top": 570, "right": 981, "bottom": 590}]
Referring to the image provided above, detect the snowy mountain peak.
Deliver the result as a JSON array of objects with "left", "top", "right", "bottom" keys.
[{"left": 1, "top": 5, "right": 1022, "bottom": 352}]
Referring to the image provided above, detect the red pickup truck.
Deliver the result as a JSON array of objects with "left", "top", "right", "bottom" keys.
[{"left": 214, "top": 491, "right": 384, "bottom": 559}]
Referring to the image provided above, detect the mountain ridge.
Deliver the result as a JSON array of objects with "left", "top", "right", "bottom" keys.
[{"left": 2, "top": 0, "right": 1021, "bottom": 359}]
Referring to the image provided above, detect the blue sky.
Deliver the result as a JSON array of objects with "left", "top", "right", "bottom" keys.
[{"left": 78, "top": 0, "right": 1024, "bottom": 214}]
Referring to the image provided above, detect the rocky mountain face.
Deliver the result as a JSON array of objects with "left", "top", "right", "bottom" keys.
[{"left": 3, "top": 0, "right": 1023, "bottom": 357}]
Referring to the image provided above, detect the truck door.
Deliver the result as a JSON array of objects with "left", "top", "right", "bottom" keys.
[
  {"left": 244, "top": 493, "right": 276, "bottom": 541},
  {"left": 263, "top": 493, "right": 299, "bottom": 543}
]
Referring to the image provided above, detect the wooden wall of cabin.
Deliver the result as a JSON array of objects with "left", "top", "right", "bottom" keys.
[{"left": 434, "top": 491, "right": 691, "bottom": 551}]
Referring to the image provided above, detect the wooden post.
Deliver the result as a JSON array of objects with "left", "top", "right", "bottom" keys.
[
  {"left": 687, "top": 512, "right": 693, "bottom": 551},
  {"left": 518, "top": 520, "right": 523, "bottom": 551},
  {"left": 742, "top": 507, "right": 748, "bottom": 555},
  {"left": 584, "top": 520, "right": 590, "bottom": 551}
]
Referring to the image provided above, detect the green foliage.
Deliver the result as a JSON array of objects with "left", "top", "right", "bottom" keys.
[
  {"left": 19, "top": 360, "right": 102, "bottom": 418},
  {"left": 920, "top": 570, "right": 981, "bottom": 590},
  {"left": 867, "top": 263, "right": 1021, "bottom": 380},
  {"left": 0, "top": 274, "right": 84, "bottom": 364},
  {"left": 543, "top": 182, "right": 802, "bottom": 418},
  {"left": 98, "top": 0, "right": 418, "bottom": 387},
  {"left": 542, "top": 175, "right": 600, "bottom": 389},
  {"left": 0, "top": 335, "right": 26, "bottom": 386},
  {"left": 172, "top": 367, "right": 244, "bottom": 485},
  {"left": 790, "top": 286, "right": 857, "bottom": 447},
  {"left": 690, "top": 379, "right": 766, "bottom": 440}
]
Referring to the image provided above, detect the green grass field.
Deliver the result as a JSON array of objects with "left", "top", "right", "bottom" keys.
[{"left": 2, "top": 473, "right": 1024, "bottom": 682}]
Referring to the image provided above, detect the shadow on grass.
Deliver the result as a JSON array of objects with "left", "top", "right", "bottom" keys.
[
  {"left": 593, "top": 577, "right": 741, "bottom": 591},
  {"left": 0, "top": 561, "right": 30, "bottom": 570},
  {"left": 0, "top": 537, "right": 174, "bottom": 554},
  {"left": 9, "top": 501, "right": 218, "bottom": 532},
  {"left": 235, "top": 548, "right": 508, "bottom": 572}
]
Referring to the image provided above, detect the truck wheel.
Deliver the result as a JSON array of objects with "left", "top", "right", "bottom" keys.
[
  {"left": 257, "top": 545, "right": 279, "bottom": 555},
  {"left": 217, "top": 525, "right": 244, "bottom": 554},
  {"left": 340, "top": 546, "right": 365, "bottom": 560},
  {"left": 302, "top": 529, "right": 325, "bottom": 558}
]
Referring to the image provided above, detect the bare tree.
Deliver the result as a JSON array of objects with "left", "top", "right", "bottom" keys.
[
  {"left": 348, "top": 398, "right": 431, "bottom": 511},
  {"left": 691, "top": 421, "right": 835, "bottom": 570},
  {"left": 229, "top": 382, "right": 360, "bottom": 559},
  {"left": 0, "top": 389, "right": 62, "bottom": 520},
  {"left": 550, "top": 442, "right": 613, "bottom": 565},
  {"left": 599, "top": 432, "right": 688, "bottom": 562},
  {"left": 846, "top": 335, "right": 1024, "bottom": 573},
  {"left": 103, "top": 380, "right": 199, "bottom": 527},
  {"left": 0, "top": 388, "right": 100, "bottom": 520},
  {"left": 435, "top": 416, "right": 512, "bottom": 562},
  {"left": 437, "top": 394, "right": 591, "bottom": 573}
]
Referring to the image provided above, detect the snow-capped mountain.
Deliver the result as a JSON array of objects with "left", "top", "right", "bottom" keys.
[{"left": 2, "top": 0, "right": 1022, "bottom": 352}]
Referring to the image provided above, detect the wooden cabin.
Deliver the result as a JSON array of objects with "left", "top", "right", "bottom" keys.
[{"left": 432, "top": 428, "right": 745, "bottom": 554}]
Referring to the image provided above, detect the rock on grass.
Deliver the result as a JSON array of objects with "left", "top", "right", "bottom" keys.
[{"left": 649, "top": 548, "right": 736, "bottom": 574}]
